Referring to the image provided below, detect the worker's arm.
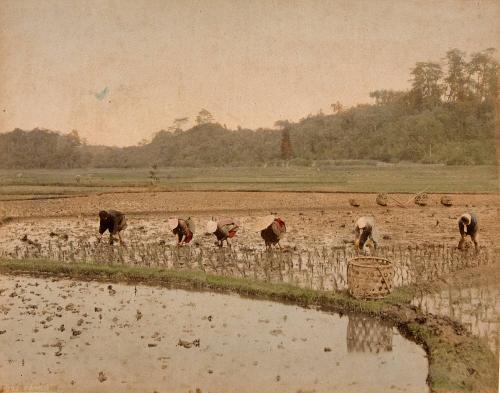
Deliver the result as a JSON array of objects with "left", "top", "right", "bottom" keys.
[
  {"left": 458, "top": 222, "right": 466, "bottom": 238},
  {"left": 97, "top": 220, "right": 108, "bottom": 242}
]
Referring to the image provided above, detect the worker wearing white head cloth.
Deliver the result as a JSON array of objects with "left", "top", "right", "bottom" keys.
[
  {"left": 354, "top": 216, "right": 377, "bottom": 251},
  {"left": 207, "top": 217, "right": 240, "bottom": 248},
  {"left": 458, "top": 213, "right": 479, "bottom": 250}
]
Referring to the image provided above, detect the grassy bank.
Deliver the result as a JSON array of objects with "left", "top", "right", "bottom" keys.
[
  {"left": 0, "top": 258, "right": 497, "bottom": 393},
  {"left": 0, "top": 165, "right": 497, "bottom": 196}
]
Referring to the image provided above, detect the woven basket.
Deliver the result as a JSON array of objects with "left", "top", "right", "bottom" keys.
[
  {"left": 440, "top": 195, "right": 453, "bottom": 206},
  {"left": 376, "top": 193, "right": 388, "bottom": 206},
  {"left": 414, "top": 193, "right": 428, "bottom": 206},
  {"left": 349, "top": 198, "right": 360, "bottom": 207},
  {"left": 347, "top": 257, "right": 394, "bottom": 299}
]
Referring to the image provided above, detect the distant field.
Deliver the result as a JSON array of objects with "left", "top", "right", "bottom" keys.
[{"left": 0, "top": 165, "right": 497, "bottom": 198}]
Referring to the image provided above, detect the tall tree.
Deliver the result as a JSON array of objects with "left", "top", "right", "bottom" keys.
[
  {"left": 195, "top": 109, "right": 214, "bottom": 125},
  {"left": 331, "top": 101, "right": 344, "bottom": 113},
  {"left": 444, "top": 49, "right": 469, "bottom": 102},
  {"left": 280, "top": 127, "right": 293, "bottom": 160},
  {"left": 409, "top": 62, "right": 444, "bottom": 109},
  {"left": 275, "top": 120, "right": 293, "bottom": 160},
  {"left": 467, "top": 48, "right": 498, "bottom": 101}
]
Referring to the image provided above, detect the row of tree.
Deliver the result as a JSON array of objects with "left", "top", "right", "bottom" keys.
[
  {"left": 0, "top": 128, "right": 90, "bottom": 168},
  {"left": 0, "top": 48, "right": 496, "bottom": 168}
]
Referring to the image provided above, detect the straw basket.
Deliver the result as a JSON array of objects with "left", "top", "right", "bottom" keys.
[
  {"left": 376, "top": 193, "right": 388, "bottom": 206},
  {"left": 347, "top": 257, "right": 394, "bottom": 299},
  {"left": 440, "top": 195, "right": 453, "bottom": 207}
]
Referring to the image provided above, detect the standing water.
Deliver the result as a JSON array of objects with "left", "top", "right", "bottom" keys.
[{"left": 0, "top": 275, "right": 428, "bottom": 393}]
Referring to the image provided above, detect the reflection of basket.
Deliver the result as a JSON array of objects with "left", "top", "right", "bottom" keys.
[
  {"left": 347, "top": 257, "right": 394, "bottom": 299},
  {"left": 347, "top": 314, "right": 393, "bottom": 353}
]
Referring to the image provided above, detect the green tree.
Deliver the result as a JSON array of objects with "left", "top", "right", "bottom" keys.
[
  {"left": 467, "top": 48, "right": 498, "bottom": 101},
  {"left": 195, "top": 109, "right": 214, "bottom": 125},
  {"left": 443, "top": 49, "right": 469, "bottom": 102},
  {"left": 409, "top": 62, "right": 444, "bottom": 110}
]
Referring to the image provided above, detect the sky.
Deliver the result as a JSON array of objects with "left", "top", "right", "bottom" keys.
[{"left": 0, "top": 0, "right": 499, "bottom": 146}]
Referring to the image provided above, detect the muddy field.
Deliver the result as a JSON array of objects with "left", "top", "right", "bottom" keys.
[
  {"left": 1, "top": 191, "right": 498, "bottom": 364},
  {"left": 0, "top": 192, "right": 497, "bottom": 291},
  {"left": 1, "top": 191, "right": 499, "bottom": 248},
  {"left": 0, "top": 275, "right": 428, "bottom": 393}
]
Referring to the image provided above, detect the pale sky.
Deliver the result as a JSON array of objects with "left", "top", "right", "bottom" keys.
[{"left": 0, "top": 0, "right": 499, "bottom": 146}]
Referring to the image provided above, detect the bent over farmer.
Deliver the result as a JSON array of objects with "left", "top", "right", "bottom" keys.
[
  {"left": 354, "top": 216, "right": 377, "bottom": 251},
  {"left": 207, "top": 218, "right": 240, "bottom": 248},
  {"left": 258, "top": 215, "right": 286, "bottom": 249},
  {"left": 98, "top": 210, "right": 127, "bottom": 245},
  {"left": 458, "top": 213, "right": 479, "bottom": 250},
  {"left": 169, "top": 217, "right": 195, "bottom": 246}
]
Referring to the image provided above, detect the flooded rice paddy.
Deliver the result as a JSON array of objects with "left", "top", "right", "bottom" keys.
[
  {"left": 0, "top": 216, "right": 494, "bottom": 292},
  {"left": 0, "top": 274, "right": 428, "bottom": 393},
  {"left": 413, "top": 282, "right": 500, "bottom": 355}
]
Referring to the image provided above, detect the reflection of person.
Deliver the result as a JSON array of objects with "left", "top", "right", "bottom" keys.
[
  {"left": 98, "top": 210, "right": 127, "bottom": 245},
  {"left": 458, "top": 213, "right": 479, "bottom": 250},
  {"left": 207, "top": 218, "right": 240, "bottom": 248},
  {"left": 169, "top": 217, "right": 195, "bottom": 245},
  {"left": 260, "top": 217, "right": 286, "bottom": 249},
  {"left": 354, "top": 216, "right": 377, "bottom": 251}
]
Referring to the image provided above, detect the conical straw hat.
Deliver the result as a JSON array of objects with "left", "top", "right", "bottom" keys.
[
  {"left": 356, "top": 216, "right": 374, "bottom": 229},
  {"left": 168, "top": 218, "right": 179, "bottom": 230},
  {"left": 254, "top": 215, "right": 275, "bottom": 231},
  {"left": 206, "top": 220, "right": 218, "bottom": 233},
  {"left": 186, "top": 217, "right": 196, "bottom": 233}
]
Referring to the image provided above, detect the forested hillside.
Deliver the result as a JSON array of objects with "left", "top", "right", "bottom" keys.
[{"left": 1, "top": 48, "right": 497, "bottom": 168}]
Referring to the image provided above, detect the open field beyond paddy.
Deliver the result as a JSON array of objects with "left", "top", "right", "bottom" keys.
[
  {"left": 0, "top": 165, "right": 498, "bottom": 199},
  {"left": 0, "top": 165, "right": 499, "bottom": 393}
]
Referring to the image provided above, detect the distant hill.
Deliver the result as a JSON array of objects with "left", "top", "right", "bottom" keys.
[{"left": 1, "top": 48, "right": 497, "bottom": 168}]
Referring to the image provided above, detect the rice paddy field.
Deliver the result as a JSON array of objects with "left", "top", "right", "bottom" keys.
[
  {"left": 0, "top": 164, "right": 498, "bottom": 199},
  {"left": 0, "top": 166, "right": 499, "bottom": 392}
]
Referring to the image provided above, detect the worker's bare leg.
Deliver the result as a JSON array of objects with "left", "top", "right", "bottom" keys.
[{"left": 471, "top": 233, "right": 479, "bottom": 251}]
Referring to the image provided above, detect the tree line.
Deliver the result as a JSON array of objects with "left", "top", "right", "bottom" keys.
[{"left": 0, "top": 48, "right": 496, "bottom": 168}]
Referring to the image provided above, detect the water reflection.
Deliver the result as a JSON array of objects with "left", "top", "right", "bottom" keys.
[
  {"left": 347, "top": 315, "right": 393, "bottom": 353},
  {"left": 0, "top": 275, "right": 429, "bottom": 393},
  {"left": 413, "top": 283, "right": 500, "bottom": 354}
]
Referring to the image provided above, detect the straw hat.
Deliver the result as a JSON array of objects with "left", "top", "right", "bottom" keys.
[
  {"left": 356, "top": 216, "right": 374, "bottom": 229},
  {"left": 254, "top": 215, "right": 275, "bottom": 232},
  {"left": 168, "top": 218, "right": 179, "bottom": 230},
  {"left": 206, "top": 220, "right": 218, "bottom": 233}
]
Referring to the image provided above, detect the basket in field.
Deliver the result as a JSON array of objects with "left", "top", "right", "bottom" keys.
[
  {"left": 440, "top": 195, "right": 453, "bottom": 206},
  {"left": 414, "top": 193, "right": 428, "bottom": 206},
  {"left": 347, "top": 257, "right": 394, "bottom": 299},
  {"left": 376, "top": 193, "right": 388, "bottom": 206}
]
